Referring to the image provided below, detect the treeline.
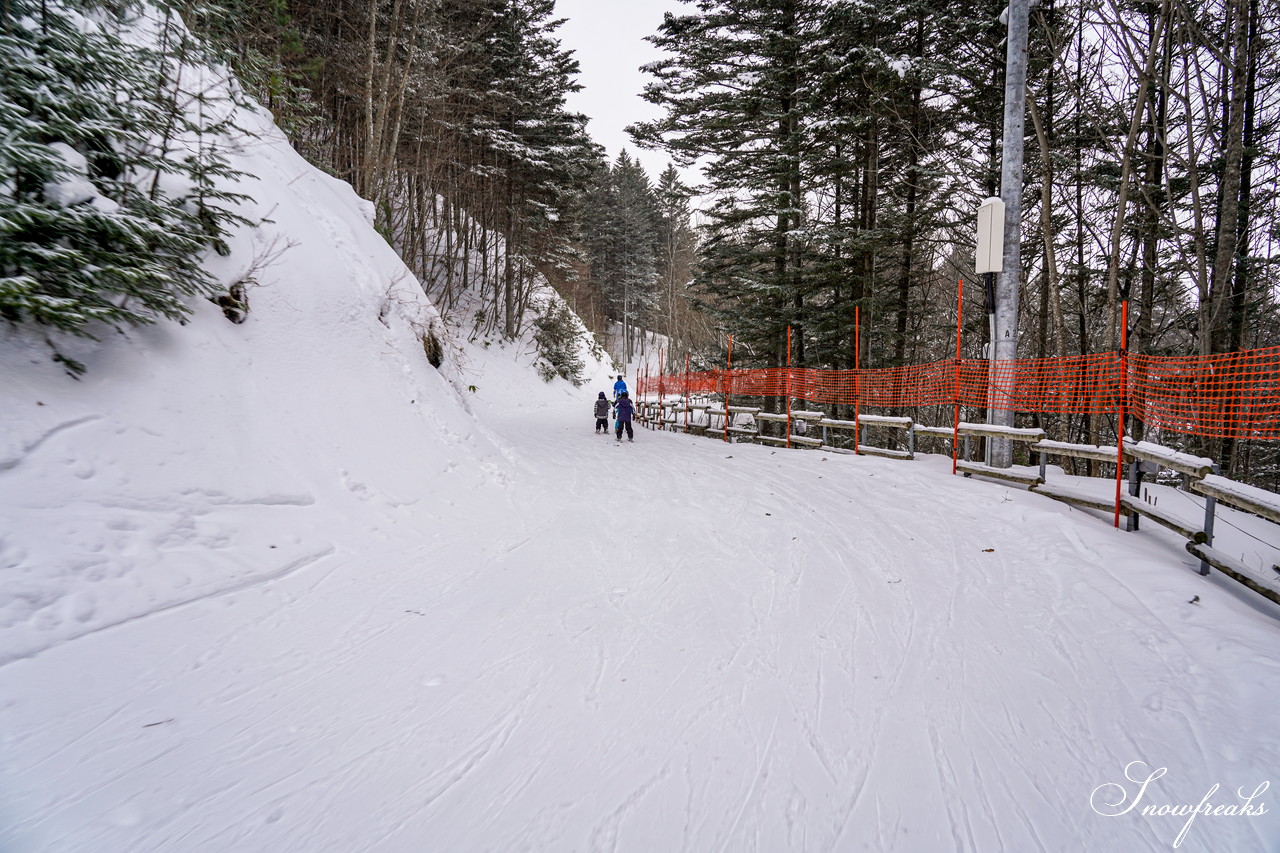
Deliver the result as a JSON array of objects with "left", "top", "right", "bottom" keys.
[
  {"left": 631, "top": 0, "right": 1280, "bottom": 477},
  {"left": 197, "top": 0, "right": 706, "bottom": 360},
  {"left": 568, "top": 153, "right": 708, "bottom": 365}
]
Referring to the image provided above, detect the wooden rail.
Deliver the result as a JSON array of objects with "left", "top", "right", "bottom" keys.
[
  {"left": 1192, "top": 475, "right": 1280, "bottom": 525},
  {"left": 635, "top": 393, "right": 1279, "bottom": 610}
]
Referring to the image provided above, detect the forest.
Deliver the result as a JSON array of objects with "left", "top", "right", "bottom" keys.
[
  {"left": 187, "top": 0, "right": 707, "bottom": 362},
  {"left": 194, "top": 0, "right": 1277, "bottom": 473},
  {"left": 627, "top": 0, "right": 1278, "bottom": 477},
  {"left": 635, "top": 0, "right": 1279, "bottom": 372},
  {"left": 3, "top": 0, "right": 1277, "bottom": 477}
]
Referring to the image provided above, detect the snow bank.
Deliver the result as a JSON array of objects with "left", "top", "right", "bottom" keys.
[
  {"left": 41, "top": 142, "right": 98, "bottom": 208},
  {"left": 0, "top": 20, "right": 610, "bottom": 663}
]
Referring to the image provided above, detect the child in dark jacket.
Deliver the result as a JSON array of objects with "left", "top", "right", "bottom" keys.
[
  {"left": 614, "top": 392, "right": 635, "bottom": 442},
  {"left": 594, "top": 392, "right": 611, "bottom": 433}
]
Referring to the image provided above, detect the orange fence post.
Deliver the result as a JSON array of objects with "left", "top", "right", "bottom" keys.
[
  {"left": 640, "top": 361, "right": 650, "bottom": 425},
  {"left": 786, "top": 325, "right": 793, "bottom": 449},
  {"left": 953, "top": 279, "right": 963, "bottom": 475},
  {"left": 723, "top": 334, "right": 733, "bottom": 443},
  {"left": 1113, "top": 300, "right": 1129, "bottom": 528},
  {"left": 854, "top": 306, "right": 861, "bottom": 454},
  {"left": 684, "top": 352, "right": 691, "bottom": 433},
  {"left": 659, "top": 347, "right": 665, "bottom": 406}
]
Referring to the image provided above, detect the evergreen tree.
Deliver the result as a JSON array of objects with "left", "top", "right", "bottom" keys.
[
  {"left": 652, "top": 164, "right": 705, "bottom": 356},
  {"left": 584, "top": 151, "right": 660, "bottom": 325},
  {"left": 0, "top": 0, "right": 250, "bottom": 371},
  {"left": 631, "top": 0, "right": 817, "bottom": 370},
  {"left": 632, "top": 0, "right": 978, "bottom": 372},
  {"left": 184, "top": 0, "right": 320, "bottom": 143},
  {"left": 479, "top": 0, "right": 602, "bottom": 334},
  {"left": 801, "top": 0, "right": 976, "bottom": 369}
]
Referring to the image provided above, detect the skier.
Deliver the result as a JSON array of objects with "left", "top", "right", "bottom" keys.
[
  {"left": 614, "top": 391, "right": 635, "bottom": 442},
  {"left": 612, "top": 374, "right": 627, "bottom": 402},
  {"left": 593, "top": 391, "right": 611, "bottom": 433}
]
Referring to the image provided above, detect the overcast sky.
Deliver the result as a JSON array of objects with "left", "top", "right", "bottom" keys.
[{"left": 552, "top": 0, "right": 696, "bottom": 186}]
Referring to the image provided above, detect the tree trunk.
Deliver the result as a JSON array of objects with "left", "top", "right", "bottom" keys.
[{"left": 1205, "top": 0, "right": 1250, "bottom": 356}]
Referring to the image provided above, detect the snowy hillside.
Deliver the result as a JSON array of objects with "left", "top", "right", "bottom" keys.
[
  {"left": 4, "top": 7, "right": 1280, "bottom": 853},
  {"left": 0, "top": 23, "right": 609, "bottom": 665}
]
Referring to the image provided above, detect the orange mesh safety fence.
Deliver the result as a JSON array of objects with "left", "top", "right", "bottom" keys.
[
  {"left": 956, "top": 354, "right": 1122, "bottom": 414},
  {"left": 646, "top": 345, "right": 1280, "bottom": 440},
  {"left": 1130, "top": 348, "right": 1280, "bottom": 440}
]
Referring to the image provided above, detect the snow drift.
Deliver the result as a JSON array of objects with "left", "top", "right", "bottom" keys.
[{"left": 0, "top": 9, "right": 607, "bottom": 666}]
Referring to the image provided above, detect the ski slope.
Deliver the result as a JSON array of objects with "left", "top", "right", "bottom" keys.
[
  {"left": 3, "top": 379, "right": 1278, "bottom": 852},
  {"left": 2, "top": 6, "right": 1277, "bottom": 843}
]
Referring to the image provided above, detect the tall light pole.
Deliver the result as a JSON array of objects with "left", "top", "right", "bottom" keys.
[
  {"left": 977, "top": 196, "right": 1005, "bottom": 464},
  {"left": 990, "top": 0, "right": 1033, "bottom": 468}
]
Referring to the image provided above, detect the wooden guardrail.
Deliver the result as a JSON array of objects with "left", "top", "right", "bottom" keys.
[{"left": 636, "top": 393, "right": 1280, "bottom": 608}]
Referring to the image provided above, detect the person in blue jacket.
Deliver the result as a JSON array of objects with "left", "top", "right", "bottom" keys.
[
  {"left": 612, "top": 374, "right": 627, "bottom": 401},
  {"left": 614, "top": 391, "right": 635, "bottom": 442}
]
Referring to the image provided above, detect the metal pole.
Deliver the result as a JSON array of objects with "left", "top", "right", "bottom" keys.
[
  {"left": 1201, "top": 479, "right": 1217, "bottom": 577},
  {"left": 1127, "top": 459, "right": 1141, "bottom": 531},
  {"left": 990, "top": 0, "right": 1032, "bottom": 468},
  {"left": 984, "top": 272, "right": 997, "bottom": 466}
]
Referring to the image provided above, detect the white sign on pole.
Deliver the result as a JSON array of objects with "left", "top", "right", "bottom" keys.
[{"left": 976, "top": 197, "right": 1005, "bottom": 274}]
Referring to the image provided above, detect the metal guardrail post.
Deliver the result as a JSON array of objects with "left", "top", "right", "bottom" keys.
[
  {"left": 1200, "top": 464, "right": 1219, "bottom": 576},
  {"left": 1126, "top": 459, "right": 1142, "bottom": 532}
]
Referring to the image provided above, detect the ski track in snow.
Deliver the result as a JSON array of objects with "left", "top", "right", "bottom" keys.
[
  {"left": 3, "top": 404, "right": 1280, "bottom": 852},
  {"left": 0, "top": 415, "right": 103, "bottom": 472}
]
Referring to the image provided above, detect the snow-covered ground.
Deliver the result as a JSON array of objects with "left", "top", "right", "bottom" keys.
[
  {"left": 4, "top": 11, "right": 1279, "bottom": 846},
  {"left": 0, "top": 59, "right": 526, "bottom": 666},
  {"left": 4, "top": 386, "right": 1280, "bottom": 851}
]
